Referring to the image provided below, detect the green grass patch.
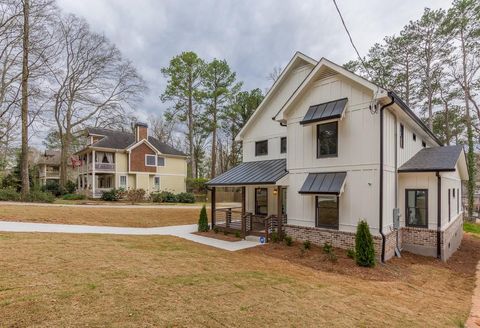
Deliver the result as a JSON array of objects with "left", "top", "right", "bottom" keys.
[{"left": 464, "top": 222, "right": 480, "bottom": 234}]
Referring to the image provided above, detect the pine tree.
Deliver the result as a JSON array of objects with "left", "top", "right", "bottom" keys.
[
  {"left": 355, "top": 220, "right": 375, "bottom": 267},
  {"left": 198, "top": 205, "right": 209, "bottom": 232}
]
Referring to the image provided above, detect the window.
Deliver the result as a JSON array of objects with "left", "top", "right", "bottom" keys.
[
  {"left": 413, "top": 133, "right": 416, "bottom": 141},
  {"left": 317, "top": 122, "right": 338, "bottom": 158},
  {"left": 457, "top": 188, "right": 460, "bottom": 213},
  {"left": 255, "top": 140, "right": 268, "bottom": 156},
  {"left": 280, "top": 137, "right": 287, "bottom": 154},
  {"left": 406, "top": 189, "right": 428, "bottom": 228},
  {"left": 400, "top": 124, "right": 404, "bottom": 149},
  {"left": 145, "top": 154, "right": 156, "bottom": 166},
  {"left": 281, "top": 187, "right": 287, "bottom": 215},
  {"left": 119, "top": 175, "right": 127, "bottom": 189},
  {"left": 448, "top": 189, "right": 451, "bottom": 222},
  {"left": 315, "top": 195, "right": 339, "bottom": 229},
  {"left": 154, "top": 176, "right": 160, "bottom": 191},
  {"left": 255, "top": 188, "right": 268, "bottom": 216},
  {"left": 422, "top": 141, "right": 426, "bottom": 147},
  {"left": 157, "top": 156, "right": 165, "bottom": 167}
]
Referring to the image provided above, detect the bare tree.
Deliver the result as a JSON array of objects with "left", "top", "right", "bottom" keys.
[
  {"left": 20, "top": 0, "right": 30, "bottom": 197},
  {"left": 267, "top": 66, "right": 282, "bottom": 83},
  {"left": 46, "top": 14, "right": 146, "bottom": 186},
  {"left": 149, "top": 114, "right": 177, "bottom": 146}
]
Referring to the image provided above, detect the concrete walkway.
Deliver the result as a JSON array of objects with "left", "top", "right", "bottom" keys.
[
  {"left": 467, "top": 261, "right": 480, "bottom": 327},
  {"left": 0, "top": 221, "right": 261, "bottom": 252}
]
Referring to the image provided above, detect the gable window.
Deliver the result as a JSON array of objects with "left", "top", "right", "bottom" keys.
[
  {"left": 157, "top": 156, "right": 165, "bottom": 167},
  {"left": 255, "top": 140, "right": 268, "bottom": 156},
  {"left": 255, "top": 188, "right": 268, "bottom": 216},
  {"left": 422, "top": 141, "right": 426, "bottom": 147},
  {"left": 413, "top": 133, "right": 416, "bottom": 141},
  {"left": 406, "top": 189, "right": 428, "bottom": 228},
  {"left": 317, "top": 122, "right": 338, "bottom": 158},
  {"left": 315, "top": 195, "right": 339, "bottom": 230},
  {"left": 119, "top": 175, "right": 127, "bottom": 189},
  {"left": 400, "top": 124, "right": 404, "bottom": 149},
  {"left": 280, "top": 137, "right": 287, "bottom": 154},
  {"left": 154, "top": 176, "right": 160, "bottom": 191},
  {"left": 145, "top": 154, "right": 156, "bottom": 166}
]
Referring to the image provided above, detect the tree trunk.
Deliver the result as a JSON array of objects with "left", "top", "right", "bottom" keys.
[
  {"left": 59, "top": 130, "right": 71, "bottom": 186},
  {"left": 20, "top": 0, "right": 30, "bottom": 198},
  {"left": 211, "top": 97, "right": 217, "bottom": 178},
  {"left": 188, "top": 78, "right": 195, "bottom": 179}
]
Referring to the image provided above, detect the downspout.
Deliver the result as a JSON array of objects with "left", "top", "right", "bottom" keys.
[
  {"left": 436, "top": 172, "right": 442, "bottom": 259},
  {"left": 379, "top": 95, "right": 395, "bottom": 263}
]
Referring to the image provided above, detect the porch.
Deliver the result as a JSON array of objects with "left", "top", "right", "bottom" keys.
[
  {"left": 207, "top": 159, "right": 288, "bottom": 241},
  {"left": 77, "top": 172, "right": 115, "bottom": 198}
]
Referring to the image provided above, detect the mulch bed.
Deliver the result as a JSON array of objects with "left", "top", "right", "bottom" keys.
[
  {"left": 245, "top": 233, "right": 480, "bottom": 282},
  {"left": 194, "top": 230, "right": 243, "bottom": 242}
]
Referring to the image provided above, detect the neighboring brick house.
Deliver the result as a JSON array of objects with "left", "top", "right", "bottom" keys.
[
  {"left": 75, "top": 123, "right": 187, "bottom": 198},
  {"left": 207, "top": 52, "right": 468, "bottom": 262}
]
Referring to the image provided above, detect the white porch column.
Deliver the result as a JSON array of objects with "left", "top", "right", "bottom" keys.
[{"left": 92, "top": 150, "right": 96, "bottom": 197}]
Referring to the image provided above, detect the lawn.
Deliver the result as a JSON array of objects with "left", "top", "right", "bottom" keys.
[
  {"left": 0, "top": 204, "right": 205, "bottom": 227},
  {"left": 0, "top": 232, "right": 478, "bottom": 327},
  {"left": 464, "top": 221, "right": 480, "bottom": 235}
]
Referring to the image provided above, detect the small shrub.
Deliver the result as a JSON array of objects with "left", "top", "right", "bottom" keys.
[
  {"left": 150, "top": 192, "right": 162, "bottom": 203},
  {"left": 0, "top": 188, "right": 20, "bottom": 201},
  {"left": 299, "top": 246, "right": 306, "bottom": 258},
  {"left": 42, "top": 180, "right": 66, "bottom": 197},
  {"left": 62, "top": 193, "right": 86, "bottom": 200},
  {"left": 197, "top": 205, "right": 209, "bottom": 232},
  {"left": 26, "top": 190, "right": 55, "bottom": 203},
  {"left": 176, "top": 192, "right": 195, "bottom": 203},
  {"left": 269, "top": 231, "right": 279, "bottom": 243},
  {"left": 284, "top": 235, "right": 293, "bottom": 246},
  {"left": 355, "top": 220, "right": 376, "bottom": 267},
  {"left": 303, "top": 240, "right": 312, "bottom": 250},
  {"left": 323, "top": 242, "right": 333, "bottom": 254},
  {"left": 235, "top": 231, "right": 241, "bottom": 238},
  {"left": 65, "top": 180, "right": 77, "bottom": 194},
  {"left": 326, "top": 251, "right": 338, "bottom": 263},
  {"left": 224, "top": 231, "right": 229, "bottom": 236},
  {"left": 101, "top": 188, "right": 121, "bottom": 201},
  {"left": 347, "top": 248, "right": 356, "bottom": 259},
  {"left": 213, "top": 226, "right": 219, "bottom": 234},
  {"left": 151, "top": 191, "right": 178, "bottom": 203},
  {"left": 125, "top": 188, "right": 146, "bottom": 204}
]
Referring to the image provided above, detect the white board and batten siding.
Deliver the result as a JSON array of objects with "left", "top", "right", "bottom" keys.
[
  {"left": 242, "top": 64, "right": 312, "bottom": 162},
  {"left": 285, "top": 74, "right": 382, "bottom": 234}
]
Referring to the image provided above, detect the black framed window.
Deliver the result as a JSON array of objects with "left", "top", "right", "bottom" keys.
[
  {"left": 255, "top": 140, "right": 268, "bottom": 156},
  {"left": 400, "top": 124, "right": 404, "bottom": 149},
  {"left": 422, "top": 141, "right": 426, "bottom": 147},
  {"left": 448, "top": 189, "right": 451, "bottom": 222},
  {"left": 413, "top": 133, "right": 416, "bottom": 141},
  {"left": 317, "top": 122, "right": 338, "bottom": 158},
  {"left": 315, "top": 195, "right": 339, "bottom": 229},
  {"left": 457, "top": 188, "right": 460, "bottom": 213},
  {"left": 280, "top": 137, "right": 287, "bottom": 154},
  {"left": 255, "top": 188, "right": 268, "bottom": 216},
  {"left": 406, "top": 189, "right": 428, "bottom": 228}
]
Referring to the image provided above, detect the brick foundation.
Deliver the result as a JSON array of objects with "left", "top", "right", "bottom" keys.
[{"left": 285, "top": 213, "right": 464, "bottom": 262}]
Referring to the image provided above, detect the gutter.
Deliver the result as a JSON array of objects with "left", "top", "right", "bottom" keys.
[
  {"left": 379, "top": 95, "right": 395, "bottom": 263},
  {"left": 436, "top": 171, "right": 442, "bottom": 259}
]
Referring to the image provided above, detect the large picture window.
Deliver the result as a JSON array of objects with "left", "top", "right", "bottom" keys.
[
  {"left": 406, "top": 189, "right": 428, "bottom": 228},
  {"left": 315, "top": 195, "right": 339, "bottom": 229},
  {"left": 317, "top": 122, "right": 338, "bottom": 158},
  {"left": 255, "top": 188, "right": 268, "bottom": 216},
  {"left": 255, "top": 140, "right": 268, "bottom": 156}
]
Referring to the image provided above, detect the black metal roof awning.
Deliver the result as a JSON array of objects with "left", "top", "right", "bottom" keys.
[
  {"left": 300, "top": 98, "right": 348, "bottom": 125},
  {"left": 207, "top": 159, "right": 287, "bottom": 186},
  {"left": 299, "top": 172, "right": 347, "bottom": 195}
]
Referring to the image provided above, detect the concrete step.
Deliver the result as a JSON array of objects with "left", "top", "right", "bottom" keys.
[{"left": 245, "top": 235, "right": 267, "bottom": 243}]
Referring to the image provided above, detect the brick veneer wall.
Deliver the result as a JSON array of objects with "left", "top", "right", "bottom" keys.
[
  {"left": 401, "top": 226, "right": 438, "bottom": 258},
  {"left": 130, "top": 143, "right": 156, "bottom": 173}
]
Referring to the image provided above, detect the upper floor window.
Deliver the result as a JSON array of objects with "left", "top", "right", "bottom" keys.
[
  {"left": 422, "top": 141, "right": 426, "bottom": 147},
  {"left": 317, "top": 122, "right": 338, "bottom": 158},
  {"left": 280, "top": 137, "right": 287, "bottom": 154},
  {"left": 255, "top": 140, "right": 268, "bottom": 156},
  {"left": 412, "top": 133, "right": 416, "bottom": 141},
  {"left": 400, "top": 124, "right": 404, "bottom": 149},
  {"left": 157, "top": 156, "right": 165, "bottom": 167},
  {"left": 145, "top": 154, "right": 156, "bottom": 166}
]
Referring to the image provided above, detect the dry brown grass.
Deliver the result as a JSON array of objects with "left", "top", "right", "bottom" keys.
[
  {"left": 0, "top": 232, "right": 477, "bottom": 327},
  {"left": 0, "top": 204, "right": 204, "bottom": 227}
]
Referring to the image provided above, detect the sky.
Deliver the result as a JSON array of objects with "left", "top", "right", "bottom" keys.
[{"left": 31, "top": 0, "right": 453, "bottom": 148}]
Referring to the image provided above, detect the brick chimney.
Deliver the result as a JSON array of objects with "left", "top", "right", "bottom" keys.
[{"left": 135, "top": 122, "right": 148, "bottom": 142}]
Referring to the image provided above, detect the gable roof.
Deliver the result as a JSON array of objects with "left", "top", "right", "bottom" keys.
[
  {"left": 235, "top": 52, "right": 317, "bottom": 141},
  {"left": 37, "top": 150, "right": 61, "bottom": 165},
  {"left": 398, "top": 145, "right": 466, "bottom": 175},
  {"left": 84, "top": 127, "right": 186, "bottom": 156}
]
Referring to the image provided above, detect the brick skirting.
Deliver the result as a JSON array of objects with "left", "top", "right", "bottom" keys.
[{"left": 285, "top": 213, "right": 464, "bottom": 262}]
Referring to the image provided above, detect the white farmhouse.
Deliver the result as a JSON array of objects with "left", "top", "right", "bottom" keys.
[{"left": 207, "top": 52, "right": 468, "bottom": 262}]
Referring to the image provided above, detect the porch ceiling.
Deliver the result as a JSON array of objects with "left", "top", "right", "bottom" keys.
[{"left": 207, "top": 159, "right": 287, "bottom": 186}]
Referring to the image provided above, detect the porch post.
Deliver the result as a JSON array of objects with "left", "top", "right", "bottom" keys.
[
  {"left": 277, "top": 185, "right": 283, "bottom": 239},
  {"left": 92, "top": 150, "right": 96, "bottom": 197},
  {"left": 241, "top": 186, "right": 246, "bottom": 216},
  {"left": 211, "top": 187, "right": 216, "bottom": 229}
]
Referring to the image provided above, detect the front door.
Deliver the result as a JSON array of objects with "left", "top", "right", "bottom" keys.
[{"left": 255, "top": 188, "right": 268, "bottom": 216}]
